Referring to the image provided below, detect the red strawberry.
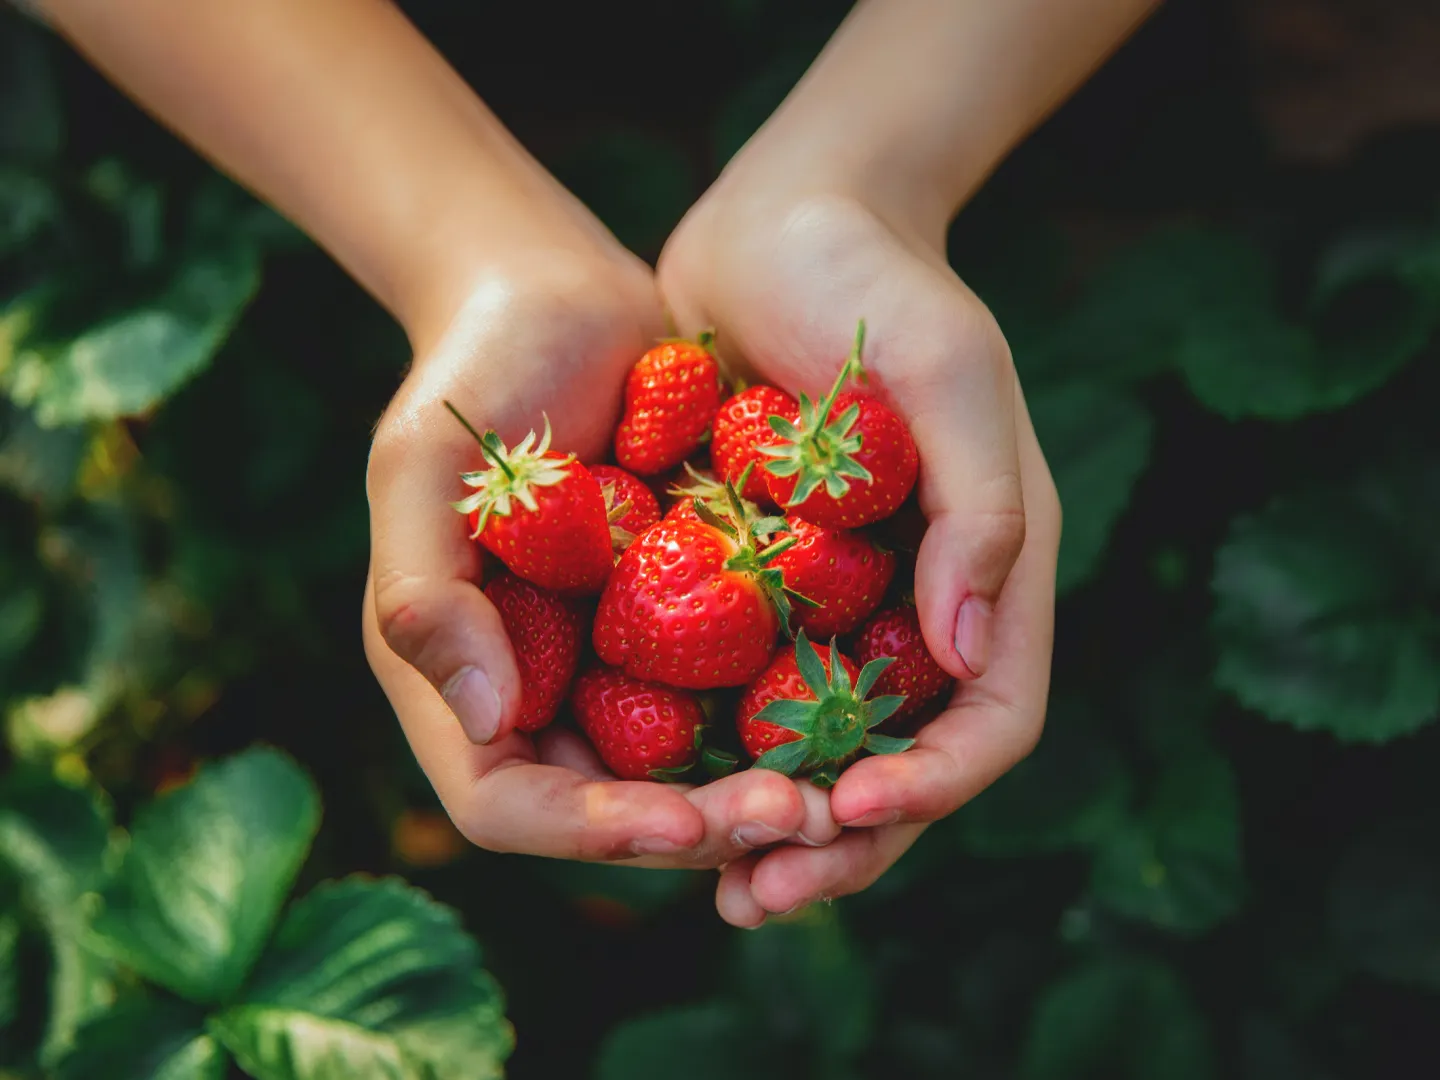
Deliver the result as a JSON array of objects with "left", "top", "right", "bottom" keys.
[
  {"left": 767, "top": 519, "right": 895, "bottom": 639},
  {"left": 614, "top": 333, "right": 724, "bottom": 476},
  {"left": 447, "top": 404, "right": 613, "bottom": 594},
  {"left": 571, "top": 666, "right": 703, "bottom": 780},
  {"left": 736, "top": 630, "right": 912, "bottom": 785},
  {"left": 761, "top": 320, "right": 918, "bottom": 529},
  {"left": 855, "top": 605, "right": 952, "bottom": 724},
  {"left": 593, "top": 484, "right": 804, "bottom": 689},
  {"left": 482, "top": 573, "right": 583, "bottom": 732},
  {"left": 713, "top": 385, "right": 800, "bottom": 503},
  {"left": 590, "top": 464, "right": 661, "bottom": 555}
]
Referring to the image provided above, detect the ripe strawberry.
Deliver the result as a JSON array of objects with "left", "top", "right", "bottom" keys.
[
  {"left": 594, "top": 483, "right": 805, "bottom": 689},
  {"left": 761, "top": 320, "right": 918, "bottom": 529},
  {"left": 855, "top": 605, "right": 952, "bottom": 725},
  {"left": 483, "top": 573, "right": 583, "bottom": 732},
  {"left": 590, "top": 464, "right": 661, "bottom": 554},
  {"left": 447, "top": 404, "right": 613, "bottom": 594},
  {"left": 614, "top": 333, "right": 723, "bottom": 476},
  {"left": 737, "top": 630, "right": 912, "bottom": 785},
  {"left": 712, "top": 385, "right": 800, "bottom": 503},
  {"left": 769, "top": 519, "right": 895, "bottom": 638},
  {"left": 571, "top": 666, "right": 703, "bottom": 780}
]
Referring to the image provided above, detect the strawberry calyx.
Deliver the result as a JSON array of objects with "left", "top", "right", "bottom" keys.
[
  {"left": 690, "top": 469, "right": 815, "bottom": 633},
  {"left": 446, "top": 401, "right": 577, "bottom": 537},
  {"left": 599, "top": 479, "right": 638, "bottom": 551},
  {"left": 759, "top": 319, "right": 875, "bottom": 507},
  {"left": 751, "top": 629, "right": 913, "bottom": 783}
]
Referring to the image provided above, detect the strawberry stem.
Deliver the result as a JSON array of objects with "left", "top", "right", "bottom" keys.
[
  {"left": 813, "top": 318, "right": 868, "bottom": 429},
  {"left": 444, "top": 400, "right": 516, "bottom": 480}
]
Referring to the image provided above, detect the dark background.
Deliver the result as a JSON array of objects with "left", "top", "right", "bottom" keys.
[{"left": 3, "top": 1, "right": 1440, "bottom": 1077}]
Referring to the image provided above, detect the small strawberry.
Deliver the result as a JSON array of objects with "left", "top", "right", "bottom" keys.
[
  {"left": 855, "top": 605, "right": 952, "bottom": 725},
  {"left": 761, "top": 320, "right": 918, "bottom": 529},
  {"left": 614, "top": 333, "right": 724, "bottom": 476},
  {"left": 483, "top": 573, "right": 583, "bottom": 732},
  {"left": 769, "top": 519, "right": 895, "bottom": 638},
  {"left": 590, "top": 464, "right": 661, "bottom": 554},
  {"left": 594, "top": 481, "right": 805, "bottom": 689},
  {"left": 737, "top": 630, "right": 912, "bottom": 785},
  {"left": 571, "top": 666, "right": 704, "bottom": 780},
  {"left": 712, "top": 385, "right": 800, "bottom": 503},
  {"left": 447, "top": 404, "right": 614, "bottom": 594}
]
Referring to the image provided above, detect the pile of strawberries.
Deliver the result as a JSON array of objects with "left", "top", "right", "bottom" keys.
[{"left": 448, "top": 320, "right": 951, "bottom": 785}]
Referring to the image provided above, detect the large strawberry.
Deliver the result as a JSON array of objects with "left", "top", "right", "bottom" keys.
[
  {"left": 447, "top": 404, "right": 613, "bottom": 594},
  {"left": 712, "top": 385, "right": 800, "bottom": 503},
  {"left": 760, "top": 320, "right": 918, "bottom": 529},
  {"left": 737, "top": 630, "right": 912, "bottom": 785},
  {"left": 571, "top": 666, "right": 703, "bottom": 780},
  {"left": 483, "top": 573, "right": 583, "bottom": 732},
  {"left": 614, "top": 333, "right": 724, "bottom": 476},
  {"left": 769, "top": 519, "right": 895, "bottom": 639},
  {"left": 594, "top": 482, "right": 803, "bottom": 689},
  {"left": 590, "top": 464, "right": 660, "bottom": 555},
  {"left": 855, "top": 605, "right": 952, "bottom": 725}
]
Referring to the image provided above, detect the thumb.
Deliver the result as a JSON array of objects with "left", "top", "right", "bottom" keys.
[
  {"left": 366, "top": 428, "right": 522, "bottom": 744},
  {"left": 896, "top": 320, "right": 1026, "bottom": 681}
]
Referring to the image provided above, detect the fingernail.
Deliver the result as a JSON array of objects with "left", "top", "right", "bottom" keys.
[
  {"left": 631, "top": 836, "right": 690, "bottom": 856},
  {"left": 955, "top": 597, "right": 993, "bottom": 678},
  {"left": 838, "top": 808, "right": 901, "bottom": 828},
  {"left": 442, "top": 666, "right": 502, "bottom": 744},
  {"left": 734, "top": 822, "right": 792, "bottom": 848},
  {"left": 796, "top": 831, "right": 830, "bottom": 847}
]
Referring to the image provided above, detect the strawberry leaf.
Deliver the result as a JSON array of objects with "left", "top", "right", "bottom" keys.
[{"left": 1211, "top": 460, "right": 1440, "bottom": 742}]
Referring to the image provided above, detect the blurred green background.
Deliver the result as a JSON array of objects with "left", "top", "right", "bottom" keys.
[{"left": 4, "top": 1, "right": 1440, "bottom": 1077}]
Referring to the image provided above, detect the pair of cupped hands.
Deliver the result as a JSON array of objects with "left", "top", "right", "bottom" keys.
[{"left": 361, "top": 159, "right": 1062, "bottom": 928}]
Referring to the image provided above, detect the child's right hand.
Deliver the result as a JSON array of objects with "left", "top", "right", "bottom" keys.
[{"left": 361, "top": 245, "right": 822, "bottom": 867}]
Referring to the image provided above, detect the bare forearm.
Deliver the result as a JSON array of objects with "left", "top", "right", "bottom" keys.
[
  {"left": 39, "top": 0, "right": 605, "bottom": 341},
  {"left": 732, "top": 0, "right": 1160, "bottom": 236}
]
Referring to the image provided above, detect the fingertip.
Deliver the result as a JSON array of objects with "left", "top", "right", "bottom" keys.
[
  {"left": 716, "top": 857, "right": 767, "bottom": 929},
  {"left": 830, "top": 747, "right": 949, "bottom": 825},
  {"left": 912, "top": 516, "right": 987, "bottom": 680},
  {"left": 748, "top": 845, "right": 831, "bottom": 915}
]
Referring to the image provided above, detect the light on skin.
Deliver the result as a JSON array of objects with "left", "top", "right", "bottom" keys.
[{"left": 37, "top": 0, "right": 1154, "bottom": 913}]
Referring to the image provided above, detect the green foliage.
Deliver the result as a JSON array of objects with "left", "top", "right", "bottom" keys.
[
  {"left": 1212, "top": 463, "right": 1440, "bottom": 741},
  {"left": 1020, "top": 955, "right": 1215, "bottom": 1080},
  {"left": 4, "top": 5, "right": 1440, "bottom": 1079},
  {"left": 89, "top": 748, "right": 320, "bottom": 1003},
  {"left": 0, "top": 750, "right": 511, "bottom": 1079},
  {"left": 596, "top": 909, "right": 871, "bottom": 1080}
]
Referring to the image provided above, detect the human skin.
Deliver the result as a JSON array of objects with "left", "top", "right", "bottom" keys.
[
  {"left": 649, "top": 0, "right": 1160, "bottom": 924},
  {"left": 34, "top": 0, "right": 1158, "bottom": 900},
  {"left": 38, "top": 0, "right": 819, "bottom": 868}
]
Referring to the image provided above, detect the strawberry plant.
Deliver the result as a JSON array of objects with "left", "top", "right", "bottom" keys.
[
  {"left": 0, "top": 748, "right": 511, "bottom": 1079},
  {"left": 5, "top": 3, "right": 1440, "bottom": 1079}
]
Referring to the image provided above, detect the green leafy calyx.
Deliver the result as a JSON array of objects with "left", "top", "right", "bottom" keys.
[
  {"left": 752, "top": 629, "right": 912, "bottom": 777},
  {"left": 760, "top": 319, "right": 875, "bottom": 506},
  {"left": 689, "top": 470, "right": 812, "bottom": 635},
  {"left": 446, "top": 401, "right": 576, "bottom": 537}
]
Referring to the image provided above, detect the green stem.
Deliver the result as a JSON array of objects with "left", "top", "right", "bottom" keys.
[
  {"left": 444, "top": 401, "right": 514, "bottom": 480},
  {"left": 813, "top": 318, "right": 868, "bottom": 430}
]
